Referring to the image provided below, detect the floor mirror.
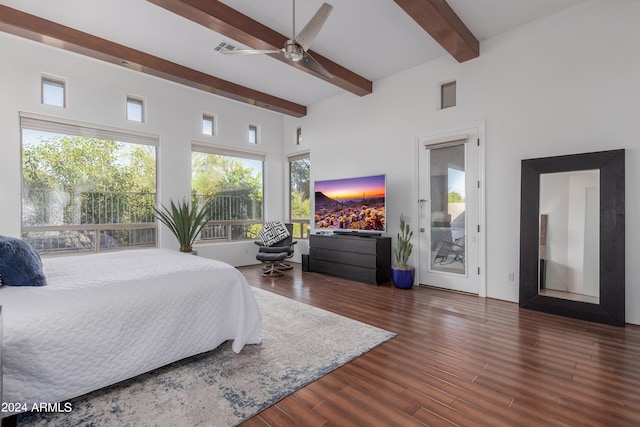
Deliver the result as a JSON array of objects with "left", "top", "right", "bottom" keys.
[{"left": 519, "top": 149, "right": 625, "bottom": 326}]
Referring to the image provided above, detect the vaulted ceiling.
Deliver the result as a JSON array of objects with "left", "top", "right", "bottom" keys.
[{"left": 0, "top": 0, "right": 587, "bottom": 117}]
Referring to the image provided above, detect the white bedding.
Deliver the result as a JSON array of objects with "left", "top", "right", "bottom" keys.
[{"left": 0, "top": 248, "right": 262, "bottom": 410}]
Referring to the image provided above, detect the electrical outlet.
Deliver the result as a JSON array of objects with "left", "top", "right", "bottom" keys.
[{"left": 508, "top": 272, "right": 515, "bottom": 282}]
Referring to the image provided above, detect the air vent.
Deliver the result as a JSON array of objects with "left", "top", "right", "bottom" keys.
[{"left": 214, "top": 41, "right": 237, "bottom": 53}]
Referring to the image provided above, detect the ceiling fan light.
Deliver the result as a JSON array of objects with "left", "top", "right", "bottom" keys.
[{"left": 284, "top": 40, "right": 304, "bottom": 62}]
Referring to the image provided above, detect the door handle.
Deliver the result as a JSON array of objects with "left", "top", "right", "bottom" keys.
[{"left": 419, "top": 199, "right": 428, "bottom": 217}]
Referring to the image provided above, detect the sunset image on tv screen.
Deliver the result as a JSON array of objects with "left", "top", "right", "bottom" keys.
[{"left": 314, "top": 174, "right": 386, "bottom": 231}]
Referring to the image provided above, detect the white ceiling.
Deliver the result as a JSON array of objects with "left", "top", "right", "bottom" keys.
[{"left": 1, "top": 0, "right": 588, "bottom": 108}]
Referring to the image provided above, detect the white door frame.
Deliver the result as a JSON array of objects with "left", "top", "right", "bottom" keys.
[{"left": 412, "top": 121, "right": 487, "bottom": 297}]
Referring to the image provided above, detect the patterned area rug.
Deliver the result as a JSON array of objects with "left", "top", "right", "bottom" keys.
[{"left": 17, "top": 287, "right": 396, "bottom": 426}]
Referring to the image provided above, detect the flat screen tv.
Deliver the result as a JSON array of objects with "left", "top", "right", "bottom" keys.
[{"left": 314, "top": 174, "right": 386, "bottom": 233}]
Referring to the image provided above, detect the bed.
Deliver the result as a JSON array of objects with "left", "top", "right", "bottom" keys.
[{"left": 0, "top": 248, "right": 262, "bottom": 416}]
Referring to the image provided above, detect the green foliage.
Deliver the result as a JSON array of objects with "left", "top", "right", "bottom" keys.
[
  {"left": 448, "top": 191, "right": 465, "bottom": 203},
  {"left": 191, "top": 152, "right": 262, "bottom": 201},
  {"left": 22, "top": 135, "right": 156, "bottom": 227},
  {"left": 289, "top": 157, "right": 310, "bottom": 223},
  {"left": 21, "top": 132, "right": 268, "bottom": 245},
  {"left": 191, "top": 152, "right": 264, "bottom": 229},
  {"left": 290, "top": 190, "right": 310, "bottom": 219},
  {"left": 23, "top": 135, "right": 155, "bottom": 193},
  {"left": 290, "top": 157, "right": 310, "bottom": 200},
  {"left": 154, "top": 198, "right": 208, "bottom": 252},
  {"left": 393, "top": 214, "right": 413, "bottom": 267}
]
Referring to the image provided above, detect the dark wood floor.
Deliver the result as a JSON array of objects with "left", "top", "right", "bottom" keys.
[{"left": 238, "top": 264, "right": 640, "bottom": 427}]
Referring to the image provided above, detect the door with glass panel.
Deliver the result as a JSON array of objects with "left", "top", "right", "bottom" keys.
[{"left": 418, "top": 131, "right": 480, "bottom": 294}]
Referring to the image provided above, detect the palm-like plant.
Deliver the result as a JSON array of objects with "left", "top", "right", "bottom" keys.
[{"left": 154, "top": 198, "right": 208, "bottom": 252}]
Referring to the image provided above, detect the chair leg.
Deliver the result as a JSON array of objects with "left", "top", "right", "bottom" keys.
[
  {"left": 261, "top": 261, "right": 284, "bottom": 277},
  {"left": 277, "top": 262, "right": 293, "bottom": 270}
]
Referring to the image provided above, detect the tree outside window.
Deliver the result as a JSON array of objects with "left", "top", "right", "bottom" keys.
[
  {"left": 191, "top": 149, "right": 264, "bottom": 241},
  {"left": 289, "top": 154, "right": 310, "bottom": 238},
  {"left": 22, "top": 127, "right": 157, "bottom": 254}
]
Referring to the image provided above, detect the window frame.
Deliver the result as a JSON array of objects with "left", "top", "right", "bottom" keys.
[
  {"left": 41, "top": 75, "right": 66, "bottom": 108},
  {"left": 191, "top": 142, "right": 266, "bottom": 243},
  {"left": 20, "top": 112, "right": 159, "bottom": 255},
  {"left": 202, "top": 113, "right": 216, "bottom": 136},
  {"left": 126, "top": 95, "right": 145, "bottom": 122},
  {"left": 248, "top": 124, "right": 259, "bottom": 144},
  {"left": 288, "top": 151, "right": 310, "bottom": 239},
  {"left": 296, "top": 127, "right": 303, "bottom": 145}
]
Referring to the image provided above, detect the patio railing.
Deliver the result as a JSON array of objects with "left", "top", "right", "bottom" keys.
[{"left": 22, "top": 190, "right": 307, "bottom": 253}]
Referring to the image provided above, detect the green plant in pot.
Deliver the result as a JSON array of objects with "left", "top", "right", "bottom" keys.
[
  {"left": 154, "top": 198, "right": 208, "bottom": 253},
  {"left": 392, "top": 214, "right": 415, "bottom": 289}
]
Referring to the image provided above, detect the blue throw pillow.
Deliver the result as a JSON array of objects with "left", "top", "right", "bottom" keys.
[{"left": 0, "top": 236, "right": 47, "bottom": 286}]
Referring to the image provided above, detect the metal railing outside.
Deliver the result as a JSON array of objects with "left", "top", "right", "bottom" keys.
[
  {"left": 23, "top": 189, "right": 156, "bottom": 226},
  {"left": 290, "top": 219, "right": 310, "bottom": 239},
  {"left": 194, "top": 193, "right": 263, "bottom": 242},
  {"left": 22, "top": 190, "right": 307, "bottom": 251},
  {"left": 22, "top": 189, "right": 157, "bottom": 254}
]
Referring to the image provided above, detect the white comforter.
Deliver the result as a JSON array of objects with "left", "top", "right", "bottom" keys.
[{"left": 0, "top": 249, "right": 262, "bottom": 408}]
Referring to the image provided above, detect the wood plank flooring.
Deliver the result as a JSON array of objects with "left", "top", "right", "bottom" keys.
[{"left": 238, "top": 264, "right": 640, "bottom": 427}]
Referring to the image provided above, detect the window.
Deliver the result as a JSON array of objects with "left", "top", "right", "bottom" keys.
[
  {"left": 42, "top": 76, "right": 65, "bottom": 107},
  {"left": 191, "top": 143, "right": 264, "bottom": 241},
  {"left": 296, "top": 127, "right": 302, "bottom": 145},
  {"left": 440, "top": 81, "right": 457, "bottom": 109},
  {"left": 126, "top": 96, "right": 144, "bottom": 122},
  {"left": 202, "top": 114, "right": 215, "bottom": 136},
  {"left": 248, "top": 124, "right": 258, "bottom": 144},
  {"left": 288, "top": 153, "right": 310, "bottom": 239},
  {"left": 21, "top": 114, "right": 158, "bottom": 254}
]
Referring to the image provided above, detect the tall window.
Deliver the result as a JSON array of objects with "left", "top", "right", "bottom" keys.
[
  {"left": 288, "top": 153, "right": 310, "bottom": 238},
  {"left": 191, "top": 143, "right": 264, "bottom": 241},
  {"left": 21, "top": 114, "right": 158, "bottom": 254}
]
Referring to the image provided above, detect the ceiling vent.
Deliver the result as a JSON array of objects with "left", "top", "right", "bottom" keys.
[{"left": 215, "top": 41, "right": 237, "bottom": 53}]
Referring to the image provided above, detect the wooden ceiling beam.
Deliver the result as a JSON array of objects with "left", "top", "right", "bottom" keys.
[
  {"left": 394, "top": 0, "right": 479, "bottom": 62},
  {"left": 146, "top": 0, "right": 372, "bottom": 97},
  {"left": 0, "top": 4, "right": 307, "bottom": 117}
]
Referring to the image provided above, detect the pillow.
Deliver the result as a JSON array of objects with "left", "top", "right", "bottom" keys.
[
  {"left": 0, "top": 236, "right": 47, "bottom": 286},
  {"left": 259, "top": 222, "right": 290, "bottom": 246}
]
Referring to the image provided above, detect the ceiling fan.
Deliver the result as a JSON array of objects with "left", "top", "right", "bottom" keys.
[{"left": 221, "top": 1, "right": 334, "bottom": 80}]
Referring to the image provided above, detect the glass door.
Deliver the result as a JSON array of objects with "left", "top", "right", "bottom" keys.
[{"left": 419, "top": 131, "right": 479, "bottom": 294}]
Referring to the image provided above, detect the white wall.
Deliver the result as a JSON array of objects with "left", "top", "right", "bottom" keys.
[
  {"left": 0, "top": 32, "right": 285, "bottom": 266},
  {"left": 540, "top": 170, "right": 599, "bottom": 296},
  {"left": 284, "top": 0, "right": 640, "bottom": 323},
  {"left": 540, "top": 173, "right": 571, "bottom": 291}
]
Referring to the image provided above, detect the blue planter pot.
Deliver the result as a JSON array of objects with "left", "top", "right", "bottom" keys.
[{"left": 392, "top": 267, "right": 415, "bottom": 289}]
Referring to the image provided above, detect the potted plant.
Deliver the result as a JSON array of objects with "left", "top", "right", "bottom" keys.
[
  {"left": 154, "top": 197, "right": 208, "bottom": 253},
  {"left": 392, "top": 214, "right": 415, "bottom": 289}
]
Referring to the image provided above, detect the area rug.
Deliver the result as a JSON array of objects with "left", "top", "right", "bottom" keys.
[{"left": 17, "top": 287, "right": 396, "bottom": 426}]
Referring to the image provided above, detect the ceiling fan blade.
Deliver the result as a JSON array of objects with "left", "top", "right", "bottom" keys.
[
  {"left": 221, "top": 49, "right": 283, "bottom": 56},
  {"left": 298, "top": 51, "right": 333, "bottom": 80},
  {"left": 294, "top": 3, "right": 333, "bottom": 52}
]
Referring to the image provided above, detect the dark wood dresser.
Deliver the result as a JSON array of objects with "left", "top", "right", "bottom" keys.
[{"left": 309, "top": 234, "right": 391, "bottom": 285}]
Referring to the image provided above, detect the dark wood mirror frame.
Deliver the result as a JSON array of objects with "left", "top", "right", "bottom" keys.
[{"left": 519, "top": 149, "right": 625, "bottom": 326}]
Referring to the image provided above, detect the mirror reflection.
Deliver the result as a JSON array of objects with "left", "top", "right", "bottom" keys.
[
  {"left": 519, "top": 149, "right": 624, "bottom": 326},
  {"left": 538, "top": 170, "right": 599, "bottom": 304}
]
